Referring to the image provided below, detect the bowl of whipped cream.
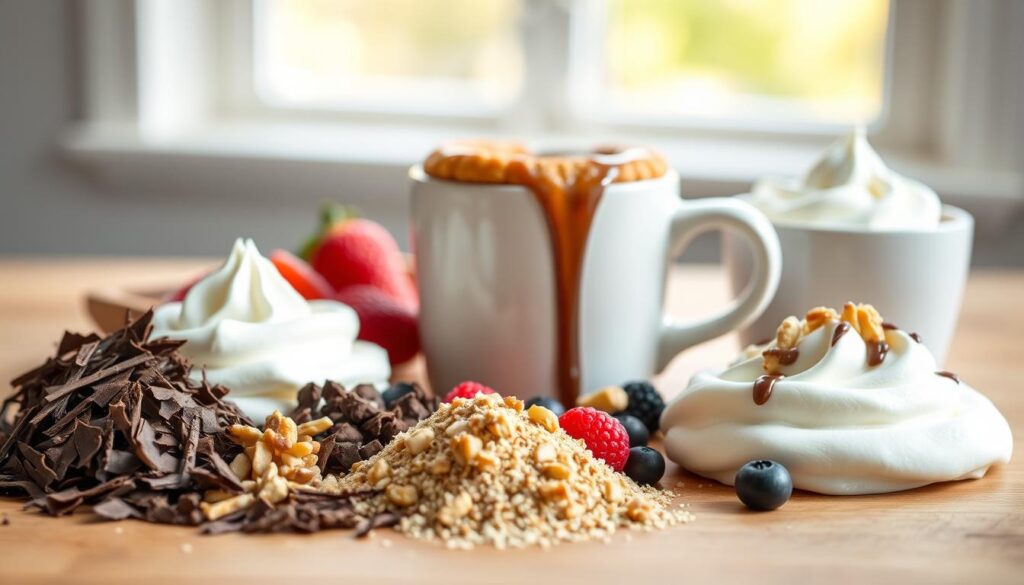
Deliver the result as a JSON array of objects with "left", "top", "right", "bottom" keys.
[
  {"left": 724, "top": 127, "right": 972, "bottom": 364},
  {"left": 661, "top": 304, "right": 1013, "bottom": 495},
  {"left": 150, "top": 238, "right": 391, "bottom": 420}
]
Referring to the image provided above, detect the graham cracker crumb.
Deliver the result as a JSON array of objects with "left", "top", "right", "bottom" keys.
[{"left": 325, "top": 393, "right": 692, "bottom": 549}]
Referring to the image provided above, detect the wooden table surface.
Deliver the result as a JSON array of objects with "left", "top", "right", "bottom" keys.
[{"left": 0, "top": 258, "right": 1021, "bottom": 584}]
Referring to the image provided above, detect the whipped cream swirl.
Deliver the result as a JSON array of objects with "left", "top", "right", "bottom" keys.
[
  {"left": 747, "top": 127, "right": 941, "bottom": 229},
  {"left": 662, "top": 321, "right": 1012, "bottom": 495},
  {"left": 151, "top": 239, "right": 391, "bottom": 418}
]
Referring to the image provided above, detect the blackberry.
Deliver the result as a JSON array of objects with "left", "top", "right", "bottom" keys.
[{"left": 622, "top": 381, "right": 666, "bottom": 433}]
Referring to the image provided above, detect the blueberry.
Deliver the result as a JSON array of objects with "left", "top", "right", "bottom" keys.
[
  {"left": 381, "top": 382, "right": 416, "bottom": 406},
  {"left": 735, "top": 460, "right": 792, "bottom": 511},
  {"left": 622, "top": 446, "right": 665, "bottom": 486},
  {"left": 613, "top": 413, "right": 650, "bottom": 448},
  {"left": 524, "top": 396, "right": 565, "bottom": 417}
]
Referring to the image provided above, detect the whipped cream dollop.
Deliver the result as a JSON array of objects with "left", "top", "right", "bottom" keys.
[
  {"left": 747, "top": 127, "right": 941, "bottom": 229},
  {"left": 662, "top": 320, "right": 1012, "bottom": 495},
  {"left": 151, "top": 239, "right": 390, "bottom": 418}
]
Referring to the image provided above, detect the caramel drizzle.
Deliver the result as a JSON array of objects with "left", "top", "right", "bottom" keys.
[
  {"left": 935, "top": 371, "right": 960, "bottom": 384},
  {"left": 753, "top": 374, "right": 783, "bottom": 406},
  {"left": 506, "top": 148, "right": 657, "bottom": 407}
]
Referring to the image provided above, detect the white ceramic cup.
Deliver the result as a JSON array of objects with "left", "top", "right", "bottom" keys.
[
  {"left": 410, "top": 165, "right": 782, "bottom": 399},
  {"left": 724, "top": 204, "right": 973, "bottom": 365}
]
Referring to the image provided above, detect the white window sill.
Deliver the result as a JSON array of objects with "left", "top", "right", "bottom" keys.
[{"left": 60, "top": 120, "right": 1023, "bottom": 227}]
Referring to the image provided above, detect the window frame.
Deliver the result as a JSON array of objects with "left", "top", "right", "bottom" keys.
[
  {"left": 563, "top": 0, "right": 897, "bottom": 137},
  {"left": 227, "top": 0, "right": 901, "bottom": 138},
  {"left": 65, "top": 0, "right": 1023, "bottom": 210}
]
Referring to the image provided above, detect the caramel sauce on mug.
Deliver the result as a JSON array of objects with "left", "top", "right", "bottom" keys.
[{"left": 423, "top": 143, "right": 668, "bottom": 406}]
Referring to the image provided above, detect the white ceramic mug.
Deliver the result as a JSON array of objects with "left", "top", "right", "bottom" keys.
[
  {"left": 724, "top": 205, "right": 973, "bottom": 365},
  {"left": 410, "top": 165, "right": 782, "bottom": 399}
]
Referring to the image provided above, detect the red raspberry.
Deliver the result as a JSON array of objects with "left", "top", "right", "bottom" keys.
[
  {"left": 443, "top": 381, "right": 496, "bottom": 403},
  {"left": 559, "top": 407, "right": 630, "bottom": 471}
]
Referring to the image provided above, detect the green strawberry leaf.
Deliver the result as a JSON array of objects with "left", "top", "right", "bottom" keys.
[{"left": 298, "top": 202, "right": 359, "bottom": 261}]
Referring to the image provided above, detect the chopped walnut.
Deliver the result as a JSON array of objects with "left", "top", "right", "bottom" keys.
[
  {"left": 405, "top": 427, "right": 435, "bottom": 455},
  {"left": 577, "top": 386, "right": 629, "bottom": 413},
  {"left": 840, "top": 302, "right": 860, "bottom": 333},
  {"left": 626, "top": 498, "right": 654, "bottom": 523},
  {"left": 855, "top": 303, "right": 885, "bottom": 343},
  {"left": 804, "top": 306, "right": 840, "bottom": 333},
  {"left": 450, "top": 433, "right": 483, "bottom": 465},
  {"left": 437, "top": 492, "right": 473, "bottom": 526},
  {"left": 776, "top": 316, "right": 802, "bottom": 350},
  {"left": 542, "top": 462, "right": 572, "bottom": 480},
  {"left": 386, "top": 484, "right": 418, "bottom": 507},
  {"left": 207, "top": 410, "right": 325, "bottom": 521},
  {"left": 527, "top": 404, "right": 559, "bottom": 433},
  {"left": 760, "top": 303, "right": 891, "bottom": 375}
]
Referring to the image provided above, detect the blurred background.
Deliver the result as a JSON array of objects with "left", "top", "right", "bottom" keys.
[{"left": 1, "top": 0, "right": 1022, "bottom": 264}]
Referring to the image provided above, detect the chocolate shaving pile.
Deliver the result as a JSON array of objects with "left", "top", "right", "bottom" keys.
[
  {"left": 289, "top": 381, "right": 439, "bottom": 474},
  {"left": 201, "top": 493, "right": 396, "bottom": 535},
  {"left": 0, "top": 311, "right": 253, "bottom": 522},
  {"left": 0, "top": 312, "right": 373, "bottom": 533}
]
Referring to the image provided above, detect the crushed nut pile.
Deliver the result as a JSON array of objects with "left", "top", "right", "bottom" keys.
[
  {"left": 326, "top": 392, "right": 692, "bottom": 549},
  {"left": 200, "top": 411, "right": 332, "bottom": 521}
]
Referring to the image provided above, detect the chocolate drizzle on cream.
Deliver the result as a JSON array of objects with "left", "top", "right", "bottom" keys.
[
  {"left": 762, "top": 347, "right": 799, "bottom": 366},
  {"left": 753, "top": 374, "right": 783, "bottom": 406},
  {"left": 867, "top": 340, "right": 889, "bottom": 367},
  {"left": 936, "top": 371, "right": 961, "bottom": 384},
  {"left": 884, "top": 321, "right": 922, "bottom": 344},
  {"left": 831, "top": 322, "right": 851, "bottom": 346}
]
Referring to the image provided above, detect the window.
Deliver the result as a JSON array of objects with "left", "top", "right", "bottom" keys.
[
  {"left": 246, "top": 0, "right": 890, "bottom": 130},
  {"left": 253, "top": 0, "right": 524, "bottom": 115},
  {"left": 68, "top": 0, "right": 1023, "bottom": 205},
  {"left": 596, "top": 0, "right": 890, "bottom": 126}
]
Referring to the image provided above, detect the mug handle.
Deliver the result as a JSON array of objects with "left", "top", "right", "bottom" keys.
[{"left": 655, "top": 198, "right": 781, "bottom": 371}]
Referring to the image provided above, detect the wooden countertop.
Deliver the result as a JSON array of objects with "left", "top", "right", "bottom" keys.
[{"left": 0, "top": 258, "right": 1020, "bottom": 584}]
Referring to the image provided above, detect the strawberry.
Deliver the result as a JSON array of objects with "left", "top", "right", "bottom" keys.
[
  {"left": 335, "top": 285, "right": 420, "bottom": 365},
  {"left": 269, "top": 249, "right": 335, "bottom": 300},
  {"left": 298, "top": 202, "right": 357, "bottom": 261},
  {"left": 312, "top": 219, "right": 418, "bottom": 309}
]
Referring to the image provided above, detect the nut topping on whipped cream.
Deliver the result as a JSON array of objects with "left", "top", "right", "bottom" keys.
[
  {"left": 760, "top": 302, "right": 888, "bottom": 376},
  {"left": 662, "top": 303, "right": 1013, "bottom": 495}
]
